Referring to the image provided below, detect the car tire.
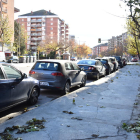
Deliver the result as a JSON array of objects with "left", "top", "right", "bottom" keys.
[
  {"left": 95, "top": 73, "right": 100, "bottom": 80},
  {"left": 80, "top": 76, "right": 86, "bottom": 87},
  {"left": 107, "top": 68, "right": 111, "bottom": 75},
  {"left": 28, "top": 87, "right": 39, "bottom": 105},
  {"left": 62, "top": 81, "right": 70, "bottom": 95}
]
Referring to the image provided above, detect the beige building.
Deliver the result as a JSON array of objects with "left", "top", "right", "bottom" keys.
[
  {"left": 16, "top": 10, "right": 69, "bottom": 53},
  {"left": 0, "top": 0, "right": 19, "bottom": 54}
]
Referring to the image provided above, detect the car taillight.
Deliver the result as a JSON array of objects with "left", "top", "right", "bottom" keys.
[
  {"left": 29, "top": 70, "right": 36, "bottom": 74},
  {"left": 51, "top": 72, "right": 64, "bottom": 76},
  {"left": 88, "top": 67, "right": 95, "bottom": 70},
  {"left": 113, "top": 62, "right": 115, "bottom": 64}
]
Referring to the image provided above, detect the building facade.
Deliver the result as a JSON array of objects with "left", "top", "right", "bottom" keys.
[
  {"left": 92, "top": 43, "right": 108, "bottom": 56},
  {"left": 16, "top": 10, "right": 69, "bottom": 52},
  {"left": 0, "top": 0, "right": 19, "bottom": 53}
]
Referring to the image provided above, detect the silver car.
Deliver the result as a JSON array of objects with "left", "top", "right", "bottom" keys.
[{"left": 29, "top": 60, "right": 87, "bottom": 94}]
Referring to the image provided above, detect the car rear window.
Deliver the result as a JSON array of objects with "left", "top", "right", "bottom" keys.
[
  {"left": 33, "top": 62, "right": 59, "bottom": 71},
  {"left": 77, "top": 60, "right": 96, "bottom": 65},
  {"left": 110, "top": 58, "right": 115, "bottom": 61},
  {"left": 115, "top": 57, "right": 121, "bottom": 61},
  {"left": 101, "top": 60, "right": 107, "bottom": 64}
]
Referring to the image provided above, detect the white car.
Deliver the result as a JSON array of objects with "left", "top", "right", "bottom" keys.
[{"left": 0, "top": 52, "right": 6, "bottom": 62}]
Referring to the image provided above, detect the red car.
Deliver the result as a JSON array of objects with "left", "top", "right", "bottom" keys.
[
  {"left": 131, "top": 57, "right": 138, "bottom": 62},
  {"left": 70, "top": 57, "right": 77, "bottom": 61}
]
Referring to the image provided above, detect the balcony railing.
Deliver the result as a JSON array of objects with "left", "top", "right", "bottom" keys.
[
  {"left": 31, "top": 19, "right": 42, "bottom": 22},
  {"left": 31, "top": 28, "right": 42, "bottom": 31},
  {"left": 31, "top": 38, "right": 42, "bottom": 41},
  {"left": 31, "top": 24, "right": 42, "bottom": 27},
  {"left": 31, "top": 47, "right": 37, "bottom": 50},
  {"left": 30, "top": 43, "right": 37, "bottom": 45},
  {"left": 31, "top": 33, "right": 42, "bottom": 36},
  {"left": 2, "top": 0, "right": 8, "bottom": 4}
]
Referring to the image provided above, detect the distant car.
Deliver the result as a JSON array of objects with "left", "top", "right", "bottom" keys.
[
  {"left": 70, "top": 57, "right": 77, "bottom": 61},
  {"left": 0, "top": 63, "right": 40, "bottom": 112},
  {"left": 29, "top": 60, "right": 87, "bottom": 95},
  {"left": 77, "top": 59, "right": 106, "bottom": 80},
  {"left": 7, "top": 56, "right": 19, "bottom": 63},
  {"left": 114, "top": 56, "right": 123, "bottom": 68},
  {"left": 131, "top": 57, "right": 138, "bottom": 62},
  {"left": 122, "top": 57, "right": 127, "bottom": 66},
  {"left": 108, "top": 57, "right": 119, "bottom": 71},
  {"left": 101, "top": 57, "right": 114, "bottom": 74}
]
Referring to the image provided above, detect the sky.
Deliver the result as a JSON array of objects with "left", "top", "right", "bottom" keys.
[{"left": 14, "top": 0, "right": 129, "bottom": 48}]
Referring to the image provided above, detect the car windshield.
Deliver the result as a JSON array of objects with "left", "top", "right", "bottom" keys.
[
  {"left": 33, "top": 62, "right": 59, "bottom": 71},
  {"left": 115, "top": 57, "right": 121, "bottom": 61},
  {"left": 110, "top": 58, "right": 115, "bottom": 61},
  {"left": 101, "top": 59, "right": 107, "bottom": 64},
  {"left": 77, "top": 60, "right": 96, "bottom": 65}
]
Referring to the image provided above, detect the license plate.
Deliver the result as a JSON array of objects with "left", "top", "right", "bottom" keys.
[{"left": 40, "top": 82, "right": 49, "bottom": 86}]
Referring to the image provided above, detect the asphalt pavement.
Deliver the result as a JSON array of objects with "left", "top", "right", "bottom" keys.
[{"left": 0, "top": 62, "right": 140, "bottom": 140}]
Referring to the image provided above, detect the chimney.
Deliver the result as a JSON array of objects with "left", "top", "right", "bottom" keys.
[{"left": 49, "top": 10, "right": 51, "bottom": 12}]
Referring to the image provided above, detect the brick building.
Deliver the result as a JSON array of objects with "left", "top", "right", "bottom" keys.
[
  {"left": 16, "top": 10, "right": 69, "bottom": 53},
  {"left": 92, "top": 43, "right": 108, "bottom": 57},
  {"left": 0, "top": 0, "right": 19, "bottom": 53}
]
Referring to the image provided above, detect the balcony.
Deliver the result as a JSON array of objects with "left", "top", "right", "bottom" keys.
[
  {"left": 30, "top": 43, "right": 37, "bottom": 45},
  {"left": 31, "top": 24, "right": 42, "bottom": 27},
  {"left": 2, "top": 7, "right": 7, "bottom": 13},
  {"left": 31, "top": 33, "right": 42, "bottom": 36},
  {"left": 2, "top": 0, "right": 7, "bottom": 4},
  {"left": 31, "top": 38, "right": 42, "bottom": 41},
  {"left": 31, "top": 28, "right": 42, "bottom": 31},
  {"left": 31, "top": 19, "right": 42, "bottom": 22}
]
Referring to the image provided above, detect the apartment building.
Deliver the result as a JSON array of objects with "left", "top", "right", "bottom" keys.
[
  {"left": 108, "top": 32, "right": 128, "bottom": 50},
  {"left": 16, "top": 10, "right": 69, "bottom": 52},
  {"left": 0, "top": 0, "right": 19, "bottom": 53},
  {"left": 92, "top": 43, "right": 108, "bottom": 56}
]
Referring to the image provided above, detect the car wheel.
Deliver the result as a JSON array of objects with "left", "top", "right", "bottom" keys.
[
  {"left": 107, "top": 68, "right": 111, "bottom": 75},
  {"left": 95, "top": 73, "right": 100, "bottom": 80},
  {"left": 28, "top": 87, "right": 39, "bottom": 105},
  {"left": 62, "top": 81, "right": 70, "bottom": 95},
  {"left": 80, "top": 76, "right": 86, "bottom": 87}
]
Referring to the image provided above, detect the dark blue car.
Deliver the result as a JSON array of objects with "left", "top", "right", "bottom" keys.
[{"left": 0, "top": 63, "right": 40, "bottom": 112}]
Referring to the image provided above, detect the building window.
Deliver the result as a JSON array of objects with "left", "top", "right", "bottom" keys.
[
  {"left": 22, "top": 19, "right": 24, "bottom": 21},
  {"left": 51, "top": 18, "right": 53, "bottom": 21},
  {"left": 51, "top": 32, "right": 53, "bottom": 34},
  {"left": 43, "top": 22, "right": 45, "bottom": 24},
  {"left": 51, "top": 28, "right": 53, "bottom": 30},
  {"left": 51, "top": 23, "right": 53, "bottom": 25},
  {"left": 51, "top": 37, "right": 53, "bottom": 39}
]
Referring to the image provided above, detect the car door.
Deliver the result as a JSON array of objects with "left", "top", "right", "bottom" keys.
[
  {"left": 95, "top": 61, "right": 101, "bottom": 72},
  {"left": 71, "top": 62, "right": 82, "bottom": 85},
  {"left": 64, "top": 62, "right": 77, "bottom": 86},
  {"left": 2, "top": 65, "right": 30, "bottom": 104},
  {"left": 0, "top": 67, "right": 11, "bottom": 110}
]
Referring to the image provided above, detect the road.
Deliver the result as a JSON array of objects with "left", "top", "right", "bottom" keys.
[{"left": 0, "top": 62, "right": 99, "bottom": 124}]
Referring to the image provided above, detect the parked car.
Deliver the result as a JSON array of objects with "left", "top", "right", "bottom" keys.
[
  {"left": 122, "top": 57, "right": 127, "bottom": 66},
  {"left": 29, "top": 60, "right": 87, "bottom": 95},
  {"left": 95, "top": 57, "right": 102, "bottom": 61},
  {"left": 77, "top": 59, "right": 106, "bottom": 80},
  {"left": 7, "top": 56, "right": 19, "bottom": 63},
  {"left": 70, "top": 57, "right": 77, "bottom": 61},
  {"left": 131, "top": 57, "right": 138, "bottom": 62},
  {"left": 100, "top": 57, "right": 114, "bottom": 74},
  {"left": 108, "top": 57, "right": 119, "bottom": 71},
  {"left": 0, "top": 63, "right": 40, "bottom": 112},
  {"left": 114, "top": 56, "right": 123, "bottom": 68}
]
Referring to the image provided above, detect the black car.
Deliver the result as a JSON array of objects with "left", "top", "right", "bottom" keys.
[
  {"left": 7, "top": 56, "right": 19, "bottom": 63},
  {"left": 100, "top": 57, "right": 114, "bottom": 75},
  {"left": 77, "top": 59, "right": 106, "bottom": 80},
  {"left": 0, "top": 63, "right": 40, "bottom": 112},
  {"left": 114, "top": 56, "right": 123, "bottom": 68}
]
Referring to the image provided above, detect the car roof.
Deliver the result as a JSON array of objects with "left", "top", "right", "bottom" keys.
[{"left": 36, "top": 59, "right": 72, "bottom": 64}]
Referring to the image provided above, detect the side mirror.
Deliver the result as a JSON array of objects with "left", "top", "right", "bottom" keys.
[{"left": 21, "top": 73, "right": 27, "bottom": 79}]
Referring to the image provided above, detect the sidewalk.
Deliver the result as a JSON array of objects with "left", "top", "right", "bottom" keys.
[{"left": 0, "top": 63, "right": 140, "bottom": 140}]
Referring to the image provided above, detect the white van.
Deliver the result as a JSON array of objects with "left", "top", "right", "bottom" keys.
[{"left": 0, "top": 52, "right": 6, "bottom": 62}]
